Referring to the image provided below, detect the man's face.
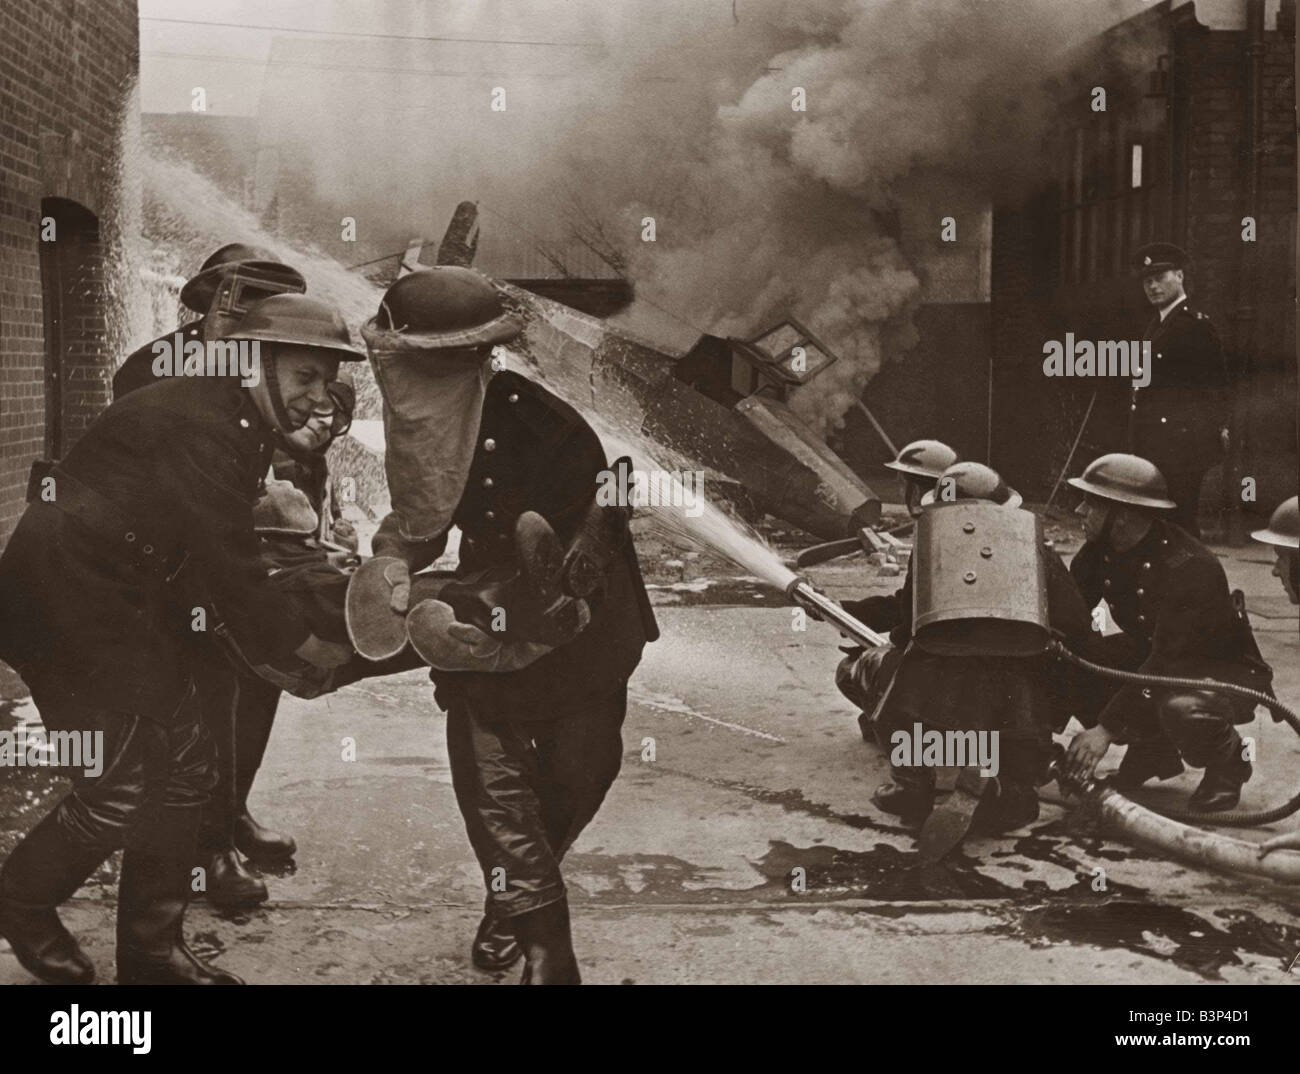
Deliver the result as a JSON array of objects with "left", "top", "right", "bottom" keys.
[
  {"left": 1142, "top": 267, "right": 1185, "bottom": 308},
  {"left": 1075, "top": 495, "right": 1110, "bottom": 543},
  {"left": 899, "top": 476, "right": 927, "bottom": 518},
  {"left": 1272, "top": 548, "right": 1299, "bottom": 605},
  {"left": 283, "top": 398, "right": 338, "bottom": 453},
  {"left": 272, "top": 345, "right": 340, "bottom": 429}
]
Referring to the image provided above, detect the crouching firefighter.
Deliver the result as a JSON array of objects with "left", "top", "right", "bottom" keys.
[
  {"left": 348, "top": 267, "right": 658, "bottom": 984},
  {"left": 1063, "top": 454, "right": 1274, "bottom": 811},
  {"left": 865, "top": 463, "right": 1093, "bottom": 842},
  {"left": 835, "top": 438, "right": 957, "bottom": 745},
  {"left": 0, "top": 292, "right": 361, "bottom": 985}
]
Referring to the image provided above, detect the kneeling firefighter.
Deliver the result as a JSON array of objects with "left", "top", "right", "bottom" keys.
[
  {"left": 0, "top": 293, "right": 362, "bottom": 984},
  {"left": 1063, "top": 454, "right": 1274, "bottom": 811},
  {"left": 350, "top": 267, "right": 659, "bottom": 983},
  {"left": 866, "top": 463, "right": 1093, "bottom": 837},
  {"left": 835, "top": 438, "right": 957, "bottom": 744}
]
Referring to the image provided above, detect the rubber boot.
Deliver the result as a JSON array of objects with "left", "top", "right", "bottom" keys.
[
  {"left": 201, "top": 848, "right": 268, "bottom": 911},
  {"left": 0, "top": 810, "right": 104, "bottom": 984},
  {"left": 233, "top": 809, "right": 296, "bottom": 862},
  {"left": 116, "top": 807, "right": 243, "bottom": 985},
  {"left": 471, "top": 913, "right": 523, "bottom": 972},
  {"left": 511, "top": 898, "right": 581, "bottom": 985}
]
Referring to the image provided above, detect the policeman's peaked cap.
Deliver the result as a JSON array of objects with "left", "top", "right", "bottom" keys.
[
  {"left": 373, "top": 267, "right": 523, "bottom": 348},
  {"left": 1068, "top": 453, "right": 1176, "bottom": 510},
  {"left": 884, "top": 439, "right": 958, "bottom": 482},
  {"left": 179, "top": 242, "right": 307, "bottom": 313},
  {"left": 1252, "top": 496, "right": 1299, "bottom": 550},
  {"left": 1132, "top": 242, "right": 1189, "bottom": 276},
  {"left": 224, "top": 294, "right": 365, "bottom": 361}
]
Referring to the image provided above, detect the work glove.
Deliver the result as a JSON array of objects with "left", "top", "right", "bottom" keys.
[{"left": 406, "top": 598, "right": 563, "bottom": 673}]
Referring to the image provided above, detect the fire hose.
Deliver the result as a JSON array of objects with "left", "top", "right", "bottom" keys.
[{"left": 785, "top": 578, "right": 1300, "bottom": 882}]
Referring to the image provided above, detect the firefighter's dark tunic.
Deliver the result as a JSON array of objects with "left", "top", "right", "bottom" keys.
[
  {"left": 1068, "top": 518, "right": 1272, "bottom": 766},
  {"left": 373, "top": 369, "right": 659, "bottom": 918},
  {"left": 0, "top": 375, "right": 310, "bottom": 855},
  {"left": 1130, "top": 301, "right": 1229, "bottom": 536},
  {"left": 838, "top": 537, "right": 1093, "bottom": 792}
]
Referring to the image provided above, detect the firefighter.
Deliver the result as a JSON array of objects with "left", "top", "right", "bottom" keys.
[
  {"left": 866, "top": 463, "right": 1093, "bottom": 831},
  {"left": 1251, "top": 496, "right": 1298, "bottom": 606},
  {"left": 0, "top": 293, "right": 362, "bottom": 985},
  {"left": 193, "top": 375, "right": 363, "bottom": 910},
  {"left": 112, "top": 242, "right": 307, "bottom": 398},
  {"left": 835, "top": 439, "right": 957, "bottom": 744},
  {"left": 1128, "top": 242, "right": 1231, "bottom": 538},
  {"left": 1252, "top": 496, "right": 1300, "bottom": 857},
  {"left": 1063, "top": 453, "right": 1273, "bottom": 811},
  {"left": 357, "top": 267, "right": 658, "bottom": 984}
]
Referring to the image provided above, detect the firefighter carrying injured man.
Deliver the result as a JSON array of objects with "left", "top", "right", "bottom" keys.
[{"left": 832, "top": 441, "right": 1275, "bottom": 843}]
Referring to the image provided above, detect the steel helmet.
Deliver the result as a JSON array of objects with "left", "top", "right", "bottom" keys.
[
  {"left": 372, "top": 266, "right": 522, "bottom": 348},
  {"left": 1067, "top": 453, "right": 1176, "bottom": 510},
  {"left": 884, "top": 439, "right": 958, "bottom": 482},
  {"left": 179, "top": 242, "right": 306, "bottom": 314},
  {"left": 921, "top": 461, "right": 1022, "bottom": 508},
  {"left": 1252, "top": 496, "right": 1299, "bottom": 549},
  {"left": 225, "top": 294, "right": 364, "bottom": 361}
]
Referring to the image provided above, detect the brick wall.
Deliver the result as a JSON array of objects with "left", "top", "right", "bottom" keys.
[
  {"left": 0, "top": 0, "right": 139, "bottom": 547},
  {"left": 0, "top": 0, "right": 138, "bottom": 693}
]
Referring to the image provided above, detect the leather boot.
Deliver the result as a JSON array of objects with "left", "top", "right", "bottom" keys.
[
  {"left": 202, "top": 849, "right": 268, "bottom": 911},
  {"left": 233, "top": 809, "right": 296, "bottom": 862},
  {"left": 511, "top": 898, "right": 581, "bottom": 985},
  {"left": 1112, "top": 737, "right": 1184, "bottom": 790},
  {"left": 0, "top": 810, "right": 104, "bottom": 984},
  {"left": 116, "top": 809, "right": 243, "bottom": 985},
  {"left": 471, "top": 913, "right": 523, "bottom": 972}
]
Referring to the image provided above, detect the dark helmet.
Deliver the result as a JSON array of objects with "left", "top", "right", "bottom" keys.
[
  {"left": 1067, "top": 453, "right": 1176, "bottom": 510},
  {"left": 226, "top": 294, "right": 364, "bottom": 361},
  {"left": 179, "top": 242, "right": 306, "bottom": 314},
  {"left": 921, "top": 461, "right": 1022, "bottom": 508},
  {"left": 884, "top": 439, "right": 958, "bottom": 482},
  {"left": 372, "top": 267, "right": 522, "bottom": 347},
  {"left": 1252, "top": 496, "right": 1299, "bottom": 550}
]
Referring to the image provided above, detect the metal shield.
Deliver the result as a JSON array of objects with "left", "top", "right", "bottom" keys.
[{"left": 912, "top": 502, "right": 1050, "bottom": 657}]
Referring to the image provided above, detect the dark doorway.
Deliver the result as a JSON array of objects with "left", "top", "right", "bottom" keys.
[{"left": 38, "top": 197, "right": 105, "bottom": 460}]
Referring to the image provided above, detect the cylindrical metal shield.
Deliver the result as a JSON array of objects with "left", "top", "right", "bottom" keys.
[{"left": 912, "top": 502, "right": 1050, "bottom": 656}]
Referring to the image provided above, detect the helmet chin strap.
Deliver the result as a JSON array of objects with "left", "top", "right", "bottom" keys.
[{"left": 260, "top": 355, "right": 297, "bottom": 435}]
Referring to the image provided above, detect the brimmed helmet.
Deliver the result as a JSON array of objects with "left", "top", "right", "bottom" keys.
[
  {"left": 179, "top": 242, "right": 307, "bottom": 328},
  {"left": 884, "top": 439, "right": 957, "bottom": 482},
  {"left": 921, "top": 461, "right": 1022, "bottom": 508},
  {"left": 1252, "top": 496, "right": 1299, "bottom": 549},
  {"left": 1067, "top": 453, "right": 1176, "bottom": 510},
  {"left": 226, "top": 294, "right": 364, "bottom": 361},
  {"left": 372, "top": 267, "right": 522, "bottom": 348}
]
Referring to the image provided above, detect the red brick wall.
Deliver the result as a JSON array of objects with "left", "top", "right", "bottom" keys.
[{"left": 0, "top": 0, "right": 139, "bottom": 547}]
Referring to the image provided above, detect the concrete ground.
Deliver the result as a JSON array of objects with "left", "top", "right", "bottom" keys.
[{"left": 2, "top": 524, "right": 1298, "bottom": 985}]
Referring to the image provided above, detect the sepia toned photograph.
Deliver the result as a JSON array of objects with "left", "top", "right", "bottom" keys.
[{"left": 0, "top": 0, "right": 1296, "bottom": 1040}]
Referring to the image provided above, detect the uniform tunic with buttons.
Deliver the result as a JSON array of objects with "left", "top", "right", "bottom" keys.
[
  {"left": 372, "top": 369, "right": 658, "bottom": 721},
  {"left": 0, "top": 376, "right": 313, "bottom": 722},
  {"left": 1069, "top": 518, "right": 1272, "bottom": 734}
]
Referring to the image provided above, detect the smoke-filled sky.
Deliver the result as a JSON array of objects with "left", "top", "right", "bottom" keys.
[{"left": 139, "top": 0, "right": 1157, "bottom": 434}]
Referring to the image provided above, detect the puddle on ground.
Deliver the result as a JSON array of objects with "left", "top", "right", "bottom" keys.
[
  {"left": 647, "top": 578, "right": 788, "bottom": 607},
  {"left": 1006, "top": 900, "right": 1300, "bottom": 980}
]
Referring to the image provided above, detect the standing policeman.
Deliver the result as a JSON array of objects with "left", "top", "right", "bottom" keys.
[
  {"left": 1128, "top": 243, "right": 1231, "bottom": 537},
  {"left": 0, "top": 293, "right": 362, "bottom": 984},
  {"left": 359, "top": 267, "right": 658, "bottom": 984},
  {"left": 1064, "top": 453, "right": 1273, "bottom": 810}
]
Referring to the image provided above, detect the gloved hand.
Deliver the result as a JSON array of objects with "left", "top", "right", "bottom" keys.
[
  {"left": 385, "top": 560, "right": 412, "bottom": 613},
  {"left": 406, "top": 598, "right": 557, "bottom": 673},
  {"left": 294, "top": 632, "right": 354, "bottom": 669}
]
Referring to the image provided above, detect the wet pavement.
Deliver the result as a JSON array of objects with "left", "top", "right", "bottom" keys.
[{"left": 2, "top": 529, "right": 1298, "bottom": 985}]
